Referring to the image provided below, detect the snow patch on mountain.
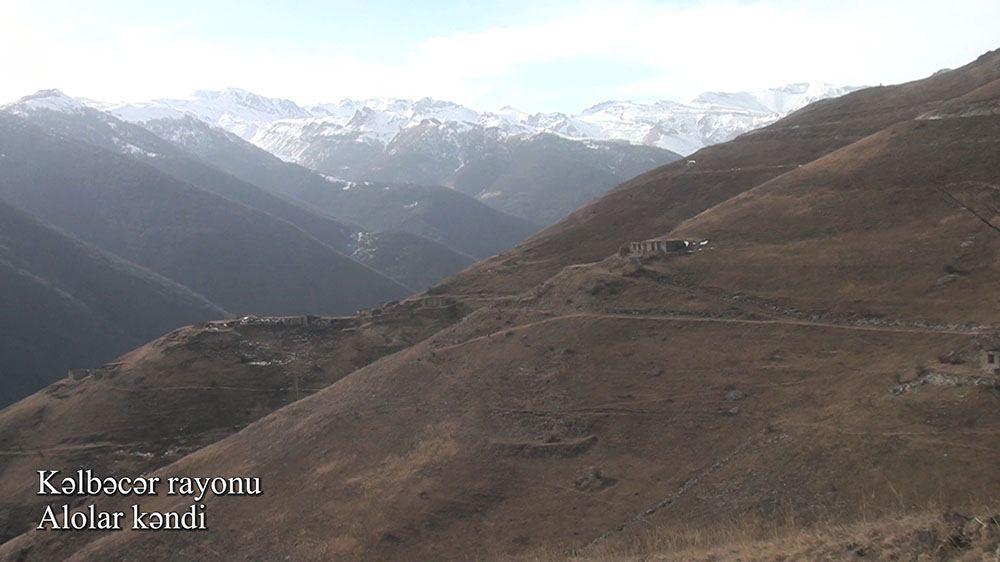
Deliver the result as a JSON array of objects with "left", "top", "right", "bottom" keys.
[
  {"left": 105, "top": 88, "right": 310, "bottom": 139},
  {"left": 4, "top": 89, "right": 91, "bottom": 114}
]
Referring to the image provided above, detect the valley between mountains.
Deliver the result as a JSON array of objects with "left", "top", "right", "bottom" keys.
[
  {"left": 0, "top": 77, "right": 854, "bottom": 408},
  {"left": 0, "top": 48, "right": 997, "bottom": 560}
]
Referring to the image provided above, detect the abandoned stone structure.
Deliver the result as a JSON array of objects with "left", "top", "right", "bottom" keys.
[
  {"left": 626, "top": 238, "right": 692, "bottom": 257},
  {"left": 420, "top": 296, "right": 456, "bottom": 308},
  {"left": 215, "top": 315, "right": 354, "bottom": 329},
  {"left": 986, "top": 349, "right": 1000, "bottom": 375},
  {"left": 277, "top": 315, "right": 355, "bottom": 329},
  {"left": 67, "top": 368, "right": 100, "bottom": 381},
  {"left": 274, "top": 316, "right": 309, "bottom": 327}
]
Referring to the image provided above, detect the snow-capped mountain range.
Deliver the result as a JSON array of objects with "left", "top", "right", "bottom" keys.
[
  {"left": 93, "top": 83, "right": 860, "bottom": 157},
  {"left": 94, "top": 89, "right": 312, "bottom": 140},
  {"left": 3, "top": 84, "right": 859, "bottom": 226}
]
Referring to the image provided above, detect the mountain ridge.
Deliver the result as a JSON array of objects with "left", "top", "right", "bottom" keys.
[
  {"left": 14, "top": 85, "right": 856, "bottom": 227},
  {"left": 92, "top": 82, "right": 859, "bottom": 155}
]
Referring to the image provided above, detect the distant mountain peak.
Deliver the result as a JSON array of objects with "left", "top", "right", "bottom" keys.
[
  {"left": 21, "top": 88, "right": 69, "bottom": 100},
  {"left": 580, "top": 99, "right": 636, "bottom": 113},
  {"left": 7, "top": 88, "right": 89, "bottom": 114},
  {"left": 218, "top": 86, "right": 254, "bottom": 96},
  {"left": 194, "top": 87, "right": 260, "bottom": 100}
]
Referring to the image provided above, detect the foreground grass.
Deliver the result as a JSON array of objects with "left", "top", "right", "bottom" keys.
[{"left": 487, "top": 502, "right": 1000, "bottom": 561}]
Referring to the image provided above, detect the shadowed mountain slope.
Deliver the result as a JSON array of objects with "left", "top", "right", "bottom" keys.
[
  {"left": 141, "top": 115, "right": 367, "bottom": 240},
  {"left": 0, "top": 200, "right": 225, "bottom": 407},
  {"left": 367, "top": 127, "right": 681, "bottom": 225},
  {"left": 0, "top": 113, "right": 409, "bottom": 316},
  {"left": 137, "top": 116, "right": 482, "bottom": 287},
  {"left": 272, "top": 179, "right": 540, "bottom": 260},
  {"left": 444, "top": 133, "right": 681, "bottom": 225},
  {"left": 5, "top": 99, "right": 358, "bottom": 255},
  {"left": 123, "top": 113, "right": 539, "bottom": 260},
  {"left": 350, "top": 231, "right": 476, "bottom": 291},
  {"left": 262, "top": 118, "right": 681, "bottom": 226}
]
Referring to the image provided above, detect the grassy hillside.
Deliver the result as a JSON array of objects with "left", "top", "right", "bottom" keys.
[
  {"left": 439, "top": 49, "right": 1000, "bottom": 298},
  {"left": 0, "top": 297, "right": 463, "bottom": 543}
]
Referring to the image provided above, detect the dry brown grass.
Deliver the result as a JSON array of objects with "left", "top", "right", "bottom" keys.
[{"left": 494, "top": 499, "right": 1000, "bottom": 561}]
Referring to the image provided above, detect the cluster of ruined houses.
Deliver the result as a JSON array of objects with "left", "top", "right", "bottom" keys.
[
  {"left": 204, "top": 297, "right": 459, "bottom": 332},
  {"left": 416, "top": 296, "right": 455, "bottom": 308},
  {"left": 215, "top": 315, "right": 355, "bottom": 329},
  {"left": 621, "top": 237, "right": 706, "bottom": 258}
]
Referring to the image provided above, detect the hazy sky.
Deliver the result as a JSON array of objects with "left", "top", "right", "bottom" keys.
[{"left": 2, "top": 0, "right": 997, "bottom": 112}]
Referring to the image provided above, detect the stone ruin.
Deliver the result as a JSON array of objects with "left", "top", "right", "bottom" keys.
[
  {"left": 622, "top": 238, "right": 704, "bottom": 258},
  {"left": 985, "top": 348, "right": 1000, "bottom": 375}
]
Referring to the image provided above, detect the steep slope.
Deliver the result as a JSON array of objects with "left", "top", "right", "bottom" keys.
[
  {"left": 0, "top": 200, "right": 225, "bottom": 407},
  {"left": 6, "top": 294, "right": 994, "bottom": 560},
  {"left": 366, "top": 120, "right": 508, "bottom": 186},
  {"left": 350, "top": 231, "right": 475, "bottom": 290},
  {"left": 6, "top": 94, "right": 358, "bottom": 255},
  {"left": 449, "top": 133, "right": 680, "bottom": 225},
  {"left": 441, "top": 49, "right": 1000, "bottom": 297},
  {"left": 140, "top": 115, "right": 356, "bottom": 219},
  {"left": 664, "top": 113, "right": 1000, "bottom": 324},
  {"left": 0, "top": 113, "right": 408, "bottom": 315},
  {"left": 0, "top": 297, "right": 464, "bottom": 543},
  {"left": 2, "top": 53, "right": 997, "bottom": 562},
  {"left": 269, "top": 179, "right": 540, "bottom": 260},
  {"left": 253, "top": 118, "right": 680, "bottom": 225},
  {"left": 253, "top": 116, "right": 385, "bottom": 177},
  {"left": 363, "top": 124, "right": 681, "bottom": 225},
  {"left": 137, "top": 116, "right": 531, "bottom": 275}
]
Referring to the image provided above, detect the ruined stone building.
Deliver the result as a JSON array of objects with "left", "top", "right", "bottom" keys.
[
  {"left": 986, "top": 349, "right": 1000, "bottom": 375},
  {"left": 627, "top": 238, "right": 692, "bottom": 257}
]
